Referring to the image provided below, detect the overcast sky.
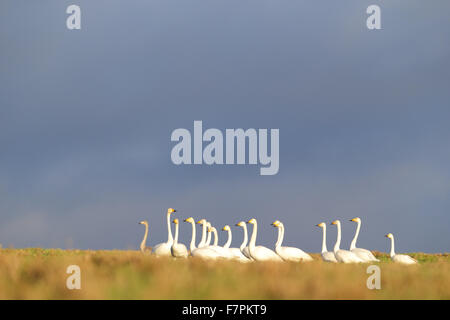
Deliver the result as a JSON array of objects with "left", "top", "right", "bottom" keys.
[{"left": 1, "top": 1, "right": 449, "bottom": 253}]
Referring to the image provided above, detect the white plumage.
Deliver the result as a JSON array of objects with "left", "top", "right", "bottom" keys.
[
  {"left": 171, "top": 219, "right": 188, "bottom": 258},
  {"left": 349, "top": 217, "right": 379, "bottom": 262},
  {"left": 152, "top": 208, "right": 176, "bottom": 257},
  {"left": 316, "top": 222, "right": 338, "bottom": 263},
  {"left": 247, "top": 218, "right": 283, "bottom": 262},
  {"left": 331, "top": 220, "right": 364, "bottom": 263},
  {"left": 385, "top": 233, "right": 417, "bottom": 265},
  {"left": 272, "top": 220, "right": 313, "bottom": 262}
]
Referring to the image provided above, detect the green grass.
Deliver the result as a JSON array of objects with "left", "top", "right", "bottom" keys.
[{"left": 0, "top": 249, "right": 449, "bottom": 299}]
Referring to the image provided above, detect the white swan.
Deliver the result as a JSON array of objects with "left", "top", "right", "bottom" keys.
[
  {"left": 183, "top": 217, "right": 197, "bottom": 253},
  {"left": 331, "top": 220, "right": 364, "bottom": 263},
  {"left": 315, "top": 222, "right": 337, "bottom": 262},
  {"left": 138, "top": 220, "right": 152, "bottom": 254},
  {"left": 196, "top": 219, "right": 208, "bottom": 248},
  {"left": 207, "top": 226, "right": 234, "bottom": 259},
  {"left": 385, "top": 233, "right": 417, "bottom": 265},
  {"left": 211, "top": 226, "right": 219, "bottom": 247},
  {"left": 222, "top": 225, "right": 251, "bottom": 262},
  {"left": 189, "top": 223, "right": 223, "bottom": 260},
  {"left": 151, "top": 208, "right": 176, "bottom": 256},
  {"left": 247, "top": 218, "right": 282, "bottom": 262},
  {"left": 171, "top": 218, "right": 188, "bottom": 258},
  {"left": 349, "top": 217, "right": 379, "bottom": 262},
  {"left": 236, "top": 221, "right": 253, "bottom": 260},
  {"left": 205, "top": 222, "right": 212, "bottom": 246},
  {"left": 222, "top": 225, "right": 232, "bottom": 249},
  {"left": 271, "top": 220, "right": 313, "bottom": 262}
]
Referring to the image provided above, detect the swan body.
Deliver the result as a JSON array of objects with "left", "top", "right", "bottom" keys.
[
  {"left": 171, "top": 219, "right": 188, "bottom": 258},
  {"left": 191, "top": 247, "right": 222, "bottom": 260},
  {"left": 207, "top": 227, "right": 234, "bottom": 259},
  {"left": 222, "top": 225, "right": 251, "bottom": 262},
  {"left": 152, "top": 242, "right": 172, "bottom": 256},
  {"left": 322, "top": 251, "right": 338, "bottom": 262},
  {"left": 236, "top": 221, "right": 253, "bottom": 260},
  {"left": 190, "top": 224, "right": 224, "bottom": 260},
  {"left": 138, "top": 220, "right": 152, "bottom": 254},
  {"left": 385, "top": 233, "right": 417, "bottom": 265},
  {"left": 272, "top": 220, "right": 313, "bottom": 262},
  {"left": 316, "top": 222, "right": 337, "bottom": 262},
  {"left": 349, "top": 217, "right": 379, "bottom": 262},
  {"left": 331, "top": 220, "right": 364, "bottom": 263},
  {"left": 184, "top": 217, "right": 220, "bottom": 260},
  {"left": 247, "top": 218, "right": 283, "bottom": 262},
  {"left": 152, "top": 208, "right": 176, "bottom": 256}
]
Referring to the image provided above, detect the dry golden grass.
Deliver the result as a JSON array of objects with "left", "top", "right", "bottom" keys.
[{"left": 0, "top": 249, "right": 449, "bottom": 299}]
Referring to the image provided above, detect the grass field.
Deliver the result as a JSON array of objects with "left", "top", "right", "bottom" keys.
[{"left": 0, "top": 248, "right": 449, "bottom": 299}]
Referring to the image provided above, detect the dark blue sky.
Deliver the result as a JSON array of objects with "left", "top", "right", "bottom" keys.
[{"left": 1, "top": 1, "right": 449, "bottom": 252}]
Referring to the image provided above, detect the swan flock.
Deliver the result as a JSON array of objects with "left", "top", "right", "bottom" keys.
[{"left": 138, "top": 208, "right": 417, "bottom": 264}]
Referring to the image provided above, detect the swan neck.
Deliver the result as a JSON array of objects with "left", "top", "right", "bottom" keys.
[
  {"left": 198, "top": 223, "right": 206, "bottom": 248},
  {"left": 166, "top": 212, "right": 173, "bottom": 244},
  {"left": 224, "top": 229, "right": 232, "bottom": 248},
  {"left": 249, "top": 222, "right": 257, "bottom": 252},
  {"left": 321, "top": 225, "right": 328, "bottom": 253},
  {"left": 173, "top": 223, "right": 179, "bottom": 245},
  {"left": 140, "top": 224, "right": 149, "bottom": 252},
  {"left": 275, "top": 225, "right": 284, "bottom": 248},
  {"left": 206, "top": 229, "right": 211, "bottom": 246},
  {"left": 213, "top": 229, "right": 218, "bottom": 246},
  {"left": 240, "top": 225, "right": 248, "bottom": 251},
  {"left": 334, "top": 223, "right": 341, "bottom": 253},
  {"left": 189, "top": 221, "right": 197, "bottom": 252},
  {"left": 390, "top": 236, "right": 395, "bottom": 257},
  {"left": 350, "top": 220, "right": 361, "bottom": 250}
]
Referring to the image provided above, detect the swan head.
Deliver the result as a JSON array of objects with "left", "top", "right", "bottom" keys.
[
  {"left": 350, "top": 217, "right": 361, "bottom": 223},
  {"left": 211, "top": 227, "right": 217, "bottom": 233},
  {"left": 184, "top": 217, "right": 195, "bottom": 223},
  {"left": 168, "top": 208, "right": 176, "bottom": 214},
  {"left": 247, "top": 218, "right": 257, "bottom": 225},
  {"left": 316, "top": 222, "right": 325, "bottom": 228},
  {"left": 196, "top": 218, "right": 206, "bottom": 225},
  {"left": 331, "top": 220, "right": 340, "bottom": 226},
  {"left": 271, "top": 220, "right": 281, "bottom": 227},
  {"left": 222, "top": 225, "right": 231, "bottom": 231},
  {"left": 385, "top": 233, "right": 394, "bottom": 239},
  {"left": 139, "top": 220, "right": 148, "bottom": 225},
  {"left": 236, "top": 221, "right": 246, "bottom": 227},
  {"left": 172, "top": 218, "right": 179, "bottom": 224}
]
